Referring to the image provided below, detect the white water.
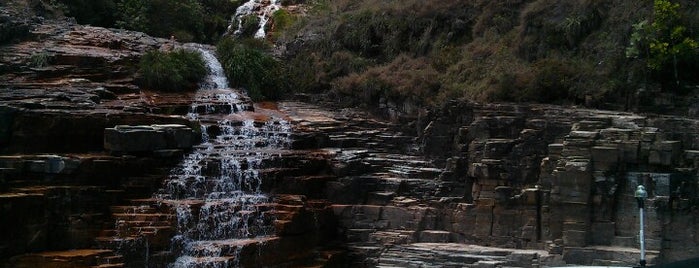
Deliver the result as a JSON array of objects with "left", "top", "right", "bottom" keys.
[
  {"left": 160, "top": 46, "right": 291, "bottom": 267},
  {"left": 229, "top": 0, "right": 281, "bottom": 38}
]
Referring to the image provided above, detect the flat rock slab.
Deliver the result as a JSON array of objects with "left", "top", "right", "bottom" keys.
[{"left": 104, "top": 124, "right": 196, "bottom": 153}]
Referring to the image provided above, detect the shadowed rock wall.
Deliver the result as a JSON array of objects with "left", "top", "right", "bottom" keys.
[{"left": 417, "top": 100, "right": 699, "bottom": 265}]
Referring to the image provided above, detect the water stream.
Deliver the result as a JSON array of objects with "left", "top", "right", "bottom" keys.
[
  {"left": 160, "top": 45, "right": 291, "bottom": 267},
  {"left": 229, "top": 0, "right": 281, "bottom": 38}
]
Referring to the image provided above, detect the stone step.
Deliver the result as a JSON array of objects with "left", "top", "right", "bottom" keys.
[
  {"left": 611, "top": 236, "right": 637, "bottom": 248},
  {"left": 90, "top": 264, "right": 125, "bottom": 268},
  {"left": 346, "top": 229, "right": 376, "bottom": 242},
  {"left": 171, "top": 256, "right": 236, "bottom": 267},
  {"left": 100, "top": 254, "right": 124, "bottom": 265},
  {"left": 367, "top": 191, "right": 395, "bottom": 205},
  {"left": 111, "top": 213, "right": 175, "bottom": 222},
  {"left": 374, "top": 243, "right": 545, "bottom": 268},
  {"left": 184, "top": 236, "right": 279, "bottom": 257},
  {"left": 114, "top": 224, "right": 174, "bottom": 234},
  {"left": 417, "top": 230, "right": 455, "bottom": 243},
  {"left": 114, "top": 219, "right": 174, "bottom": 228},
  {"left": 369, "top": 230, "right": 416, "bottom": 245},
  {"left": 110, "top": 205, "right": 159, "bottom": 214},
  {"left": 95, "top": 235, "right": 142, "bottom": 249},
  {"left": 7, "top": 249, "right": 122, "bottom": 268},
  {"left": 563, "top": 246, "right": 659, "bottom": 266}
]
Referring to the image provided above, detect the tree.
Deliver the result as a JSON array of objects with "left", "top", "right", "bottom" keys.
[
  {"left": 627, "top": 0, "right": 698, "bottom": 88},
  {"left": 116, "top": 0, "right": 149, "bottom": 33},
  {"left": 58, "top": 0, "right": 117, "bottom": 27}
]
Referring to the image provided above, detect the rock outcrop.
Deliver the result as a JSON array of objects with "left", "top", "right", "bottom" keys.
[
  {"left": 414, "top": 101, "right": 699, "bottom": 266},
  {"left": 104, "top": 124, "right": 197, "bottom": 154}
]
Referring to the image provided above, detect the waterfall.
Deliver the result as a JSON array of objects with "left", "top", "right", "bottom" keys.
[
  {"left": 229, "top": 0, "right": 281, "bottom": 38},
  {"left": 160, "top": 45, "right": 291, "bottom": 267}
]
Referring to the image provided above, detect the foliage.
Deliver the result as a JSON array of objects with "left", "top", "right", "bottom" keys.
[
  {"left": 650, "top": 0, "right": 698, "bottom": 69},
  {"left": 268, "top": 9, "right": 297, "bottom": 39},
  {"left": 278, "top": 2, "right": 455, "bottom": 91},
  {"left": 216, "top": 38, "right": 287, "bottom": 100},
  {"left": 50, "top": 0, "right": 242, "bottom": 42},
  {"left": 200, "top": 0, "right": 242, "bottom": 43},
  {"left": 116, "top": 0, "right": 149, "bottom": 33},
  {"left": 272, "top": 9, "right": 296, "bottom": 31},
  {"left": 137, "top": 49, "right": 207, "bottom": 91},
  {"left": 29, "top": 51, "right": 52, "bottom": 68},
  {"left": 238, "top": 15, "right": 261, "bottom": 38},
  {"left": 626, "top": 0, "right": 698, "bottom": 87},
  {"left": 517, "top": 0, "right": 604, "bottom": 60},
  {"left": 118, "top": 0, "right": 206, "bottom": 42},
  {"left": 56, "top": 0, "right": 116, "bottom": 26},
  {"left": 332, "top": 55, "right": 440, "bottom": 107}
]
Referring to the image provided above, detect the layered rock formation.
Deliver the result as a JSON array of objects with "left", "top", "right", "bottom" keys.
[{"left": 413, "top": 101, "right": 699, "bottom": 266}]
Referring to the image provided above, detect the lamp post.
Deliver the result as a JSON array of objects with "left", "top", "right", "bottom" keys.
[{"left": 635, "top": 185, "right": 648, "bottom": 267}]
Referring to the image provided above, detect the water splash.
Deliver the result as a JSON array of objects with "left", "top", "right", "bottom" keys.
[
  {"left": 229, "top": 0, "right": 281, "bottom": 38},
  {"left": 158, "top": 46, "right": 290, "bottom": 267}
]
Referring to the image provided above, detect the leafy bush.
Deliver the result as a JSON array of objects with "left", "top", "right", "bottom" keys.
[
  {"left": 216, "top": 38, "right": 287, "bottom": 100},
  {"left": 138, "top": 49, "right": 207, "bottom": 91}
]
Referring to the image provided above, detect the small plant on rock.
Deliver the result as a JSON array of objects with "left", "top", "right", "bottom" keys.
[{"left": 28, "top": 51, "right": 52, "bottom": 68}]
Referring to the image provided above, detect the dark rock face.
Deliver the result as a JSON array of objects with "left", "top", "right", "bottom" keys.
[
  {"left": 0, "top": 11, "right": 30, "bottom": 45},
  {"left": 415, "top": 101, "right": 699, "bottom": 265},
  {"left": 104, "top": 124, "right": 197, "bottom": 154}
]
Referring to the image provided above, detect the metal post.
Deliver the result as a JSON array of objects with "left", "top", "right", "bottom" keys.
[
  {"left": 639, "top": 206, "right": 645, "bottom": 267},
  {"left": 635, "top": 185, "right": 648, "bottom": 268}
]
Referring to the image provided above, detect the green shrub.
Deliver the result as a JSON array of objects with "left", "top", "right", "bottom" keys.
[
  {"left": 269, "top": 9, "right": 297, "bottom": 39},
  {"left": 138, "top": 49, "right": 207, "bottom": 91},
  {"left": 29, "top": 51, "right": 52, "bottom": 68},
  {"left": 271, "top": 9, "right": 296, "bottom": 31},
  {"left": 216, "top": 38, "right": 287, "bottom": 100}
]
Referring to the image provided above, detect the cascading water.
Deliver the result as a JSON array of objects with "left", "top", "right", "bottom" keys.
[
  {"left": 159, "top": 44, "right": 291, "bottom": 267},
  {"left": 229, "top": 0, "right": 281, "bottom": 38}
]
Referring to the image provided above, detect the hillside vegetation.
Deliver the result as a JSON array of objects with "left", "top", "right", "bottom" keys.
[
  {"left": 277, "top": 0, "right": 699, "bottom": 112},
  {"left": 5, "top": 0, "right": 698, "bottom": 114}
]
